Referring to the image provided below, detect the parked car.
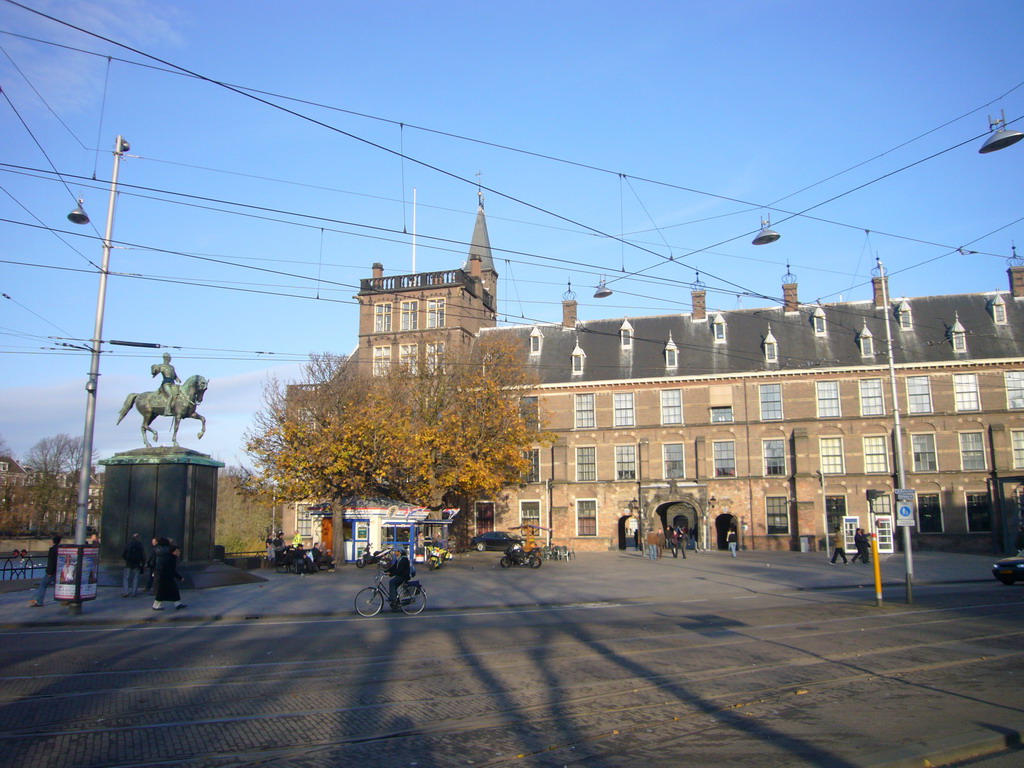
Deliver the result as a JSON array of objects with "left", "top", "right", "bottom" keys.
[
  {"left": 992, "top": 555, "right": 1024, "bottom": 585},
  {"left": 470, "top": 531, "right": 522, "bottom": 552}
]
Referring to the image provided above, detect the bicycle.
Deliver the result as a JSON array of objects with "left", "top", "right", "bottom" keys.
[{"left": 354, "top": 570, "right": 426, "bottom": 616}]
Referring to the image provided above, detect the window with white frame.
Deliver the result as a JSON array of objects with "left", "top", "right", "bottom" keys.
[
  {"left": 665, "top": 344, "right": 678, "bottom": 368},
  {"left": 951, "top": 327, "right": 967, "bottom": 352},
  {"left": 825, "top": 496, "right": 846, "bottom": 532},
  {"left": 711, "top": 406, "right": 733, "bottom": 423},
  {"left": 520, "top": 500, "right": 541, "bottom": 528},
  {"left": 571, "top": 345, "right": 585, "bottom": 374},
  {"left": 819, "top": 437, "right": 845, "bottom": 474},
  {"left": 398, "top": 343, "right": 418, "bottom": 373},
  {"left": 374, "top": 302, "right": 392, "bottom": 332},
  {"left": 992, "top": 296, "right": 1007, "bottom": 324},
  {"left": 713, "top": 314, "right": 726, "bottom": 341},
  {"left": 966, "top": 493, "right": 992, "bottom": 533},
  {"left": 663, "top": 443, "right": 685, "bottom": 479},
  {"left": 1006, "top": 371, "right": 1024, "bottom": 409},
  {"left": 766, "top": 496, "right": 789, "bottom": 535},
  {"left": 953, "top": 373, "right": 981, "bottom": 411},
  {"left": 906, "top": 376, "right": 932, "bottom": 414},
  {"left": 425, "top": 342, "right": 445, "bottom": 373},
  {"left": 661, "top": 389, "right": 683, "bottom": 425},
  {"left": 713, "top": 441, "right": 736, "bottom": 477},
  {"left": 615, "top": 444, "right": 636, "bottom": 480},
  {"left": 523, "top": 448, "right": 540, "bottom": 483},
  {"left": 859, "top": 378, "right": 886, "bottom": 416},
  {"left": 620, "top": 320, "right": 633, "bottom": 348},
  {"left": 1013, "top": 430, "right": 1024, "bottom": 469},
  {"left": 898, "top": 302, "right": 912, "bottom": 330},
  {"left": 297, "top": 507, "right": 314, "bottom": 539},
  {"left": 918, "top": 494, "right": 942, "bottom": 533},
  {"left": 575, "top": 446, "right": 597, "bottom": 481},
  {"left": 372, "top": 345, "right": 391, "bottom": 376},
  {"left": 575, "top": 394, "right": 596, "bottom": 428},
  {"left": 530, "top": 331, "right": 542, "bottom": 354},
  {"left": 613, "top": 392, "right": 635, "bottom": 427},
  {"left": 760, "top": 383, "right": 783, "bottom": 420},
  {"left": 400, "top": 300, "right": 418, "bottom": 331},
  {"left": 764, "top": 338, "right": 778, "bottom": 362},
  {"left": 426, "top": 298, "right": 446, "bottom": 329},
  {"left": 813, "top": 307, "right": 826, "bottom": 335},
  {"left": 912, "top": 433, "right": 937, "bottom": 472},
  {"left": 816, "top": 381, "right": 842, "bottom": 418},
  {"left": 763, "top": 439, "right": 786, "bottom": 476},
  {"left": 859, "top": 329, "right": 874, "bottom": 356},
  {"left": 863, "top": 435, "right": 889, "bottom": 473},
  {"left": 576, "top": 499, "right": 598, "bottom": 536},
  {"left": 868, "top": 491, "right": 892, "bottom": 518},
  {"left": 959, "top": 432, "right": 986, "bottom": 471}
]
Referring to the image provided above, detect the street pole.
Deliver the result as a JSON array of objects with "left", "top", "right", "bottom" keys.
[
  {"left": 878, "top": 257, "right": 913, "bottom": 604},
  {"left": 72, "top": 136, "right": 129, "bottom": 548}
]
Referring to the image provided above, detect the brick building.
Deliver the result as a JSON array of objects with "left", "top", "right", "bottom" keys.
[{"left": 347, "top": 203, "right": 1024, "bottom": 557}]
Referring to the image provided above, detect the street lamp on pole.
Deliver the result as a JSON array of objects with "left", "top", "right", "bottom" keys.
[
  {"left": 68, "top": 136, "right": 130, "bottom": 549},
  {"left": 876, "top": 257, "right": 913, "bottom": 604}
]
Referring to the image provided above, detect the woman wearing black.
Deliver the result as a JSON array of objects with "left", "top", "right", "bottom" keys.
[{"left": 152, "top": 544, "right": 186, "bottom": 611}]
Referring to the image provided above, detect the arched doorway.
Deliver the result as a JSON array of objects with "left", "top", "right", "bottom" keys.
[
  {"left": 657, "top": 501, "right": 696, "bottom": 536},
  {"left": 617, "top": 514, "right": 639, "bottom": 550},
  {"left": 714, "top": 513, "right": 736, "bottom": 550}
]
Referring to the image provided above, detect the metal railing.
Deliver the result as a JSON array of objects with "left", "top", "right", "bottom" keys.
[{"left": 0, "top": 555, "right": 43, "bottom": 581}]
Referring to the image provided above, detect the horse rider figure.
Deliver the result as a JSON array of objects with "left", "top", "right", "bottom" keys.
[{"left": 152, "top": 353, "right": 182, "bottom": 408}]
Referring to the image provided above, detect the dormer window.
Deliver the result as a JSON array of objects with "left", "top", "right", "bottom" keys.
[
  {"left": 950, "top": 314, "right": 967, "bottom": 353},
  {"left": 859, "top": 324, "right": 874, "bottom": 356},
  {"left": 813, "top": 306, "right": 826, "bottom": 335},
  {"left": 529, "top": 327, "right": 543, "bottom": 354},
  {"left": 620, "top": 319, "right": 633, "bottom": 349},
  {"left": 571, "top": 342, "right": 586, "bottom": 374},
  {"left": 763, "top": 325, "right": 778, "bottom": 363},
  {"left": 897, "top": 300, "right": 912, "bottom": 330},
  {"left": 991, "top": 295, "right": 1007, "bottom": 325},
  {"left": 712, "top": 313, "right": 726, "bottom": 342},
  {"left": 664, "top": 333, "right": 678, "bottom": 369}
]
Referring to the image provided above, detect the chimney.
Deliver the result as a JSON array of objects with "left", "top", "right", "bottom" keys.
[
  {"left": 1009, "top": 264, "right": 1024, "bottom": 299},
  {"left": 783, "top": 281, "right": 798, "bottom": 313},
  {"left": 372, "top": 262, "right": 384, "bottom": 279},
  {"left": 691, "top": 289, "right": 706, "bottom": 321},
  {"left": 562, "top": 299, "right": 578, "bottom": 328},
  {"left": 872, "top": 275, "right": 888, "bottom": 309},
  {"left": 469, "top": 253, "right": 482, "bottom": 279}
]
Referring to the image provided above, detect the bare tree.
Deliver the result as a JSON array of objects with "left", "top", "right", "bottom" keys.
[{"left": 24, "top": 434, "right": 84, "bottom": 534}]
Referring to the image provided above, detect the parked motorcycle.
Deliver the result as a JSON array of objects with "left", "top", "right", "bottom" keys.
[
  {"left": 500, "top": 543, "right": 542, "bottom": 569},
  {"left": 354, "top": 545, "right": 394, "bottom": 569},
  {"left": 426, "top": 545, "right": 453, "bottom": 570}
]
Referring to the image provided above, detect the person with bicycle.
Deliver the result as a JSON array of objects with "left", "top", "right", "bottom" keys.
[{"left": 387, "top": 546, "right": 412, "bottom": 611}]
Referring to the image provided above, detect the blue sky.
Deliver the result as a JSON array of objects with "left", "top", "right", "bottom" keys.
[{"left": 1, "top": 0, "right": 1022, "bottom": 467}]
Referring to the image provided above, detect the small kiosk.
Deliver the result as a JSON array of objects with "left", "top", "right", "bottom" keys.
[{"left": 306, "top": 497, "right": 458, "bottom": 564}]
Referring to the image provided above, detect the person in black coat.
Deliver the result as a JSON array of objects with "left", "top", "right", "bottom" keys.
[
  {"left": 122, "top": 533, "right": 145, "bottom": 597},
  {"left": 29, "top": 535, "right": 61, "bottom": 607},
  {"left": 152, "top": 544, "right": 186, "bottom": 610},
  {"left": 387, "top": 548, "right": 412, "bottom": 611}
]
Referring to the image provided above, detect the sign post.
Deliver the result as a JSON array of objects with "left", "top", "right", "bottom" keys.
[{"left": 895, "top": 489, "right": 917, "bottom": 528}]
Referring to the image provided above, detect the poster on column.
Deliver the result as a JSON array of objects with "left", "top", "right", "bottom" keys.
[{"left": 53, "top": 545, "right": 100, "bottom": 601}]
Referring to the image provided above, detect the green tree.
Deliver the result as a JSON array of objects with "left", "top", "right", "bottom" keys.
[{"left": 244, "top": 336, "right": 550, "bottom": 509}]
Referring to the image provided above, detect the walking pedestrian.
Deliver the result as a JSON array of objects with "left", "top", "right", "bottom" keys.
[
  {"left": 152, "top": 544, "right": 186, "bottom": 611},
  {"left": 645, "top": 529, "right": 659, "bottom": 561},
  {"left": 852, "top": 528, "right": 870, "bottom": 564},
  {"left": 122, "top": 533, "right": 145, "bottom": 596},
  {"left": 677, "top": 526, "right": 687, "bottom": 559},
  {"left": 727, "top": 524, "right": 738, "bottom": 557},
  {"left": 668, "top": 526, "right": 679, "bottom": 558},
  {"left": 145, "top": 537, "right": 164, "bottom": 592},
  {"left": 656, "top": 527, "right": 666, "bottom": 559},
  {"left": 829, "top": 526, "right": 848, "bottom": 565},
  {"left": 28, "top": 535, "right": 61, "bottom": 607},
  {"left": 690, "top": 526, "right": 698, "bottom": 552}
]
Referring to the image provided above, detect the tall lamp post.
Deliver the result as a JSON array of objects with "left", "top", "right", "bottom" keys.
[
  {"left": 68, "top": 136, "right": 130, "bottom": 549},
  {"left": 876, "top": 257, "right": 913, "bottom": 604}
]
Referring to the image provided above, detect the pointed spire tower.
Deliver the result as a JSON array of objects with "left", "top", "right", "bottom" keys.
[{"left": 463, "top": 188, "right": 499, "bottom": 307}]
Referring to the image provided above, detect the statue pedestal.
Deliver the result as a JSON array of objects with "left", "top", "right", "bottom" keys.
[{"left": 99, "top": 447, "right": 225, "bottom": 568}]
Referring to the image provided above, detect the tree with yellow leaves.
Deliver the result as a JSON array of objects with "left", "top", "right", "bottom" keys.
[{"left": 244, "top": 335, "right": 550, "bottom": 509}]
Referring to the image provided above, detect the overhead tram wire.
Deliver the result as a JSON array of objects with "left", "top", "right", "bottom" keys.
[{"left": 3, "top": 20, "right": 1019, "bottom": 304}]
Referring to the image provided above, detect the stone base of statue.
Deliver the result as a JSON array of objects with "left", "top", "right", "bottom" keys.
[{"left": 97, "top": 447, "right": 264, "bottom": 588}]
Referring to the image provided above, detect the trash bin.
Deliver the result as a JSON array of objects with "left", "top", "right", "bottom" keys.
[{"left": 799, "top": 535, "right": 814, "bottom": 553}]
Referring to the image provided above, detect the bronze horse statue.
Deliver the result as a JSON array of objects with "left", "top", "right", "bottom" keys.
[{"left": 117, "top": 374, "right": 208, "bottom": 448}]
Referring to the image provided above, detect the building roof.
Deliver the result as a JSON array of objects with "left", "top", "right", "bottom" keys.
[
  {"left": 488, "top": 287, "right": 1024, "bottom": 385},
  {"left": 462, "top": 202, "right": 496, "bottom": 274}
]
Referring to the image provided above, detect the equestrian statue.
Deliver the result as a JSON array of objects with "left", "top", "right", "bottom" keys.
[{"left": 117, "top": 353, "right": 208, "bottom": 448}]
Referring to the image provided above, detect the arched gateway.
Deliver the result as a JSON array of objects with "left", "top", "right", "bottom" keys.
[{"left": 638, "top": 487, "right": 714, "bottom": 551}]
